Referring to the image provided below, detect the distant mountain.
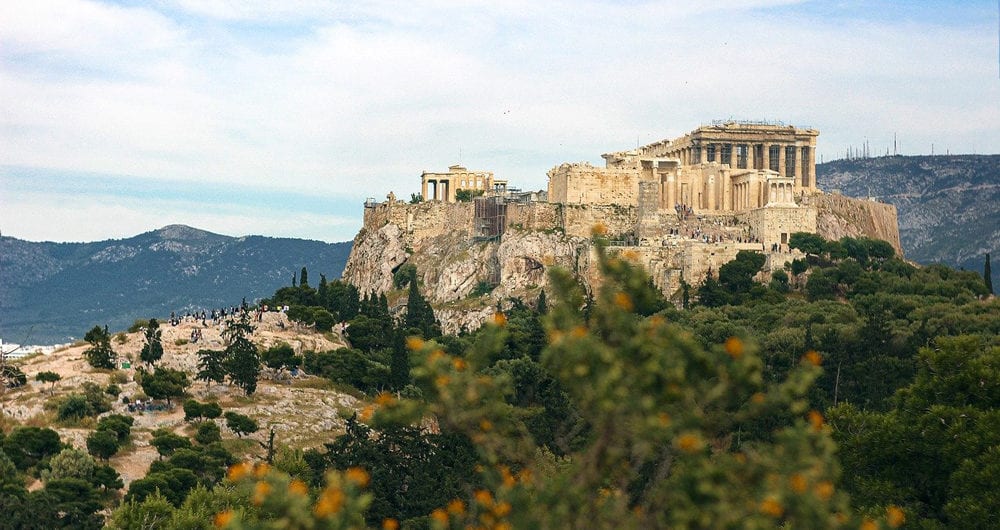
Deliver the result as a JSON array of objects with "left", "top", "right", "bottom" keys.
[
  {"left": 817, "top": 155, "right": 999, "bottom": 288},
  {"left": 0, "top": 225, "right": 352, "bottom": 345}
]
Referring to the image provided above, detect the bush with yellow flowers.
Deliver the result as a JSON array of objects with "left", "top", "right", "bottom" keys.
[{"left": 213, "top": 462, "right": 371, "bottom": 529}]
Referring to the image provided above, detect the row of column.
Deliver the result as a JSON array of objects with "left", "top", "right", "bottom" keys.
[
  {"left": 421, "top": 178, "right": 454, "bottom": 202},
  {"left": 733, "top": 181, "right": 762, "bottom": 210},
  {"left": 667, "top": 143, "right": 815, "bottom": 189},
  {"left": 768, "top": 182, "right": 794, "bottom": 205}
]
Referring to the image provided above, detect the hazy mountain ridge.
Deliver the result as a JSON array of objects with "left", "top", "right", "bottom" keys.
[
  {"left": 0, "top": 225, "right": 352, "bottom": 345},
  {"left": 817, "top": 155, "right": 999, "bottom": 286}
]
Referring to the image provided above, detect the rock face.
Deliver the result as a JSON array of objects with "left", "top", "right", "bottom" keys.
[
  {"left": 806, "top": 194, "right": 902, "bottom": 256},
  {"left": 342, "top": 194, "right": 902, "bottom": 334}
]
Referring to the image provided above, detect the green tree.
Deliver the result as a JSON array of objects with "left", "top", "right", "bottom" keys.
[
  {"left": 35, "top": 370, "right": 61, "bottom": 394},
  {"left": 140, "top": 368, "right": 190, "bottom": 406},
  {"left": 3, "top": 426, "right": 63, "bottom": 471},
  {"left": 224, "top": 411, "right": 259, "bottom": 438},
  {"left": 299, "top": 266, "right": 309, "bottom": 288},
  {"left": 150, "top": 429, "right": 192, "bottom": 459},
  {"left": 224, "top": 312, "right": 261, "bottom": 396},
  {"left": 183, "top": 399, "right": 205, "bottom": 422},
  {"left": 789, "top": 232, "right": 828, "bottom": 256},
  {"left": 86, "top": 430, "right": 119, "bottom": 462},
  {"left": 139, "top": 318, "right": 164, "bottom": 366},
  {"left": 96, "top": 414, "right": 134, "bottom": 444},
  {"left": 194, "top": 422, "right": 222, "bottom": 445},
  {"left": 41, "top": 447, "right": 95, "bottom": 483},
  {"left": 405, "top": 268, "right": 440, "bottom": 338},
  {"left": 83, "top": 325, "right": 116, "bottom": 369},
  {"left": 196, "top": 348, "right": 227, "bottom": 388},
  {"left": 985, "top": 252, "right": 994, "bottom": 295}
]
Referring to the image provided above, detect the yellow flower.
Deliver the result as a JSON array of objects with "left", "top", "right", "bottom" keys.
[
  {"left": 517, "top": 468, "right": 533, "bottom": 484},
  {"left": 406, "top": 336, "right": 425, "bottom": 351},
  {"left": 499, "top": 465, "right": 516, "bottom": 488},
  {"left": 382, "top": 519, "right": 400, "bottom": 530},
  {"left": 614, "top": 292, "right": 634, "bottom": 311},
  {"left": 860, "top": 519, "right": 878, "bottom": 530},
  {"left": 494, "top": 501, "right": 512, "bottom": 517},
  {"left": 435, "top": 375, "right": 451, "bottom": 388},
  {"left": 452, "top": 357, "right": 468, "bottom": 371},
  {"left": 480, "top": 419, "right": 494, "bottom": 432},
  {"left": 213, "top": 510, "right": 234, "bottom": 528},
  {"left": 675, "top": 433, "right": 703, "bottom": 453},
  {"left": 493, "top": 312, "right": 507, "bottom": 327},
  {"left": 657, "top": 412, "right": 671, "bottom": 426},
  {"left": 430, "top": 508, "right": 449, "bottom": 525},
  {"left": 887, "top": 505, "right": 906, "bottom": 528},
  {"left": 375, "top": 392, "right": 395, "bottom": 406},
  {"left": 570, "top": 325, "right": 588, "bottom": 338},
  {"left": 314, "top": 487, "right": 345, "bottom": 517},
  {"left": 289, "top": 479, "right": 309, "bottom": 496},
  {"left": 446, "top": 498, "right": 466, "bottom": 515},
  {"left": 428, "top": 349, "right": 445, "bottom": 364},
  {"left": 474, "top": 489, "right": 494, "bottom": 507},
  {"left": 815, "top": 481, "right": 835, "bottom": 501},
  {"left": 346, "top": 467, "right": 370, "bottom": 488},
  {"left": 253, "top": 462, "right": 271, "bottom": 478},
  {"left": 808, "top": 410, "right": 825, "bottom": 432},
  {"left": 227, "top": 462, "right": 251, "bottom": 482},
  {"left": 789, "top": 474, "right": 808, "bottom": 493},
  {"left": 592, "top": 223, "right": 608, "bottom": 236},
  {"left": 724, "top": 336, "right": 744, "bottom": 359},
  {"left": 253, "top": 480, "right": 272, "bottom": 506},
  {"left": 759, "top": 498, "right": 784, "bottom": 517},
  {"left": 804, "top": 350, "right": 823, "bottom": 366},
  {"left": 359, "top": 405, "right": 375, "bottom": 422},
  {"left": 751, "top": 392, "right": 766, "bottom": 404},
  {"left": 622, "top": 249, "right": 639, "bottom": 261}
]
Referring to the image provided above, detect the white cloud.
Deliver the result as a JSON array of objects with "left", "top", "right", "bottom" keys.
[{"left": 2, "top": 0, "right": 998, "bottom": 242}]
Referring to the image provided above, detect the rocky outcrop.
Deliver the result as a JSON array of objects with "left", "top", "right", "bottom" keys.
[
  {"left": 343, "top": 195, "right": 902, "bottom": 334},
  {"left": 341, "top": 223, "right": 410, "bottom": 296},
  {"left": 806, "top": 193, "right": 903, "bottom": 257}
]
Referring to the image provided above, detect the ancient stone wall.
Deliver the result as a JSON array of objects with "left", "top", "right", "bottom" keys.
[
  {"left": 547, "top": 163, "right": 640, "bottom": 205},
  {"left": 742, "top": 206, "right": 817, "bottom": 247}
]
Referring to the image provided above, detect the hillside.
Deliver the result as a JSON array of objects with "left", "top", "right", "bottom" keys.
[
  {"left": 2, "top": 311, "right": 358, "bottom": 486},
  {"left": 817, "top": 155, "right": 999, "bottom": 286},
  {"left": 0, "top": 225, "right": 352, "bottom": 345}
]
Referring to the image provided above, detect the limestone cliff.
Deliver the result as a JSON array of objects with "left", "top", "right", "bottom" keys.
[
  {"left": 805, "top": 194, "right": 903, "bottom": 257},
  {"left": 343, "top": 194, "right": 901, "bottom": 333}
]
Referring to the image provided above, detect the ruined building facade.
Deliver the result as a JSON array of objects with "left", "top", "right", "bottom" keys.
[
  {"left": 547, "top": 121, "right": 821, "bottom": 246},
  {"left": 421, "top": 165, "right": 508, "bottom": 203}
]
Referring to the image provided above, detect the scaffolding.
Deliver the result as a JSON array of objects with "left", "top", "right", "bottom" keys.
[{"left": 473, "top": 196, "right": 507, "bottom": 242}]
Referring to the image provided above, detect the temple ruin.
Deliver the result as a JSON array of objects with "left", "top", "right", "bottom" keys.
[{"left": 420, "top": 165, "right": 508, "bottom": 203}]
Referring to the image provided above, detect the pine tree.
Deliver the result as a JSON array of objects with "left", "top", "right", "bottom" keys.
[
  {"left": 405, "top": 269, "right": 440, "bottom": 338},
  {"left": 83, "top": 325, "right": 116, "bottom": 369},
  {"left": 196, "top": 349, "right": 226, "bottom": 388},
  {"left": 224, "top": 312, "right": 261, "bottom": 396},
  {"left": 139, "top": 318, "right": 163, "bottom": 367},
  {"left": 985, "top": 252, "right": 994, "bottom": 295}
]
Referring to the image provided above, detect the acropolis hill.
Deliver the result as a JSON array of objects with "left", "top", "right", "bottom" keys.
[{"left": 343, "top": 121, "right": 901, "bottom": 331}]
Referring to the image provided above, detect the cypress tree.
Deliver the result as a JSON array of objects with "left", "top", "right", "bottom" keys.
[
  {"left": 300, "top": 267, "right": 309, "bottom": 288},
  {"left": 139, "top": 318, "right": 163, "bottom": 367},
  {"left": 985, "top": 253, "right": 994, "bottom": 295}
]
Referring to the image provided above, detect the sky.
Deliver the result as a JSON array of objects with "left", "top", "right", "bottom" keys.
[{"left": 2, "top": 0, "right": 998, "bottom": 244}]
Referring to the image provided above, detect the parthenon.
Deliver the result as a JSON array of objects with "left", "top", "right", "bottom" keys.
[{"left": 548, "top": 121, "right": 819, "bottom": 212}]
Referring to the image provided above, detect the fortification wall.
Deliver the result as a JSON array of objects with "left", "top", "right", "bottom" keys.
[
  {"left": 742, "top": 206, "right": 817, "bottom": 247},
  {"left": 548, "top": 163, "right": 640, "bottom": 205},
  {"left": 805, "top": 193, "right": 903, "bottom": 256}
]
